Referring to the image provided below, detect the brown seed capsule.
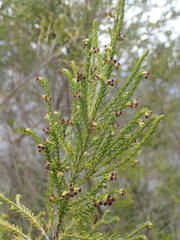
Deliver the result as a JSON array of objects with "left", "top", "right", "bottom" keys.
[
  {"left": 104, "top": 45, "right": 112, "bottom": 52},
  {"left": 107, "top": 195, "right": 111, "bottom": 200},
  {"left": 114, "top": 62, "right": 121, "bottom": 69},
  {"left": 144, "top": 110, "right": 152, "bottom": 118},
  {"left": 66, "top": 119, "right": 73, "bottom": 125},
  {"left": 132, "top": 160, "right": 140, "bottom": 167},
  {"left": 91, "top": 121, "right": 97, "bottom": 127},
  {"left": 139, "top": 119, "right": 145, "bottom": 127},
  {"left": 93, "top": 214, "right": 98, "bottom": 224},
  {"left": 76, "top": 72, "right": 85, "bottom": 82},
  {"left": 44, "top": 161, "right": 51, "bottom": 170},
  {"left": 143, "top": 71, "right": 150, "bottom": 79},
  {"left": 109, "top": 172, "right": 117, "bottom": 181},
  {"left": 107, "top": 79, "right": 114, "bottom": 86},
  {"left": 57, "top": 171, "right": 64, "bottom": 177},
  {"left": 93, "top": 200, "right": 98, "bottom": 207},
  {"left": 105, "top": 11, "right": 115, "bottom": 18},
  {"left": 48, "top": 194, "right": 55, "bottom": 202},
  {"left": 111, "top": 197, "right": 116, "bottom": 202},
  {"left": 41, "top": 95, "right": 51, "bottom": 102},
  {"left": 111, "top": 130, "right": 116, "bottom": 137},
  {"left": 91, "top": 47, "right": 100, "bottom": 54},
  {"left": 115, "top": 110, "right": 122, "bottom": 117},
  {"left": 119, "top": 188, "right": 125, "bottom": 196},
  {"left": 82, "top": 38, "right": 90, "bottom": 46},
  {"left": 133, "top": 99, "right": 139, "bottom": 108},
  {"left": 102, "top": 183, "right": 107, "bottom": 188},
  {"left": 24, "top": 127, "right": 31, "bottom": 133},
  {"left": 119, "top": 33, "right": 126, "bottom": 40},
  {"left": 43, "top": 127, "right": 51, "bottom": 134},
  {"left": 36, "top": 76, "right": 44, "bottom": 82},
  {"left": 37, "top": 144, "right": 46, "bottom": 152},
  {"left": 61, "top": 191, "right": 69, "bottom": 198},
  {"left": 127, "top": 101, "right": 133, "bottom": 108},
  {"left": 108, "top": 201, "right": 112, "bottom": 206},
  {"left": 74, "top": 92, "right": 81, "bottom": 98}
]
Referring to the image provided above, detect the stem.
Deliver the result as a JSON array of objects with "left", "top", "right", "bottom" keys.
[{"left": 124, "top": 222, "right": 152, "bottom": 239}]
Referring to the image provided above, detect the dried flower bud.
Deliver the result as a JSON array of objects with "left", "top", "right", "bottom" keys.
[
  {"left": 112, "top": 123, "right": 119, "bottom": 129},
  {"left": 36, "top": 76, "right": 46, "bottom": 84},
  {"left": 54, "top": 111, "right": 60, "bottom": 116},
  {"left": 74, "top": 187, "right": 81, "bottom": 194},
  {"left": 105, "top": 11, "right": 116, "bottom": 18},
  {"left": 142, "top": 71, "right": 150, "bottom": 79},
  {"left": 133, "top": 99, "right": 139, "bottom": 108},
  {"left": 44, "top": 161, "right": 51, "bottom": 170},
  {"left": 44, "top": 113, "right": 50, "bottom": 121},
  {"left": 92, "top": 200, "right": 98, "bottom": 207},
  {"left": 109, "top": 172, "right": 117, "bottom": 181},
  {"left": 119, "top": 188, "right": 125, "bottom": 196},
  {"left": 115, "top": 110, "right": 122, "bottom": 117},
  {"left": 127, "top": 101, "right": 133, "bottom": 108},
  {"left": 131, "top": 160, "right": 140, "bottom": 167},
  {"left": 61, "top": 191, "right": 69, "bottom": 198},
  {"left": 48, "top": 194, "right": 55, "bottom": 202},
  {"left": 57, "top": 171, "right": 64, "bottom": 177},
  {"left": 111, "top": 197, "right": 116, "bottom": 202},
  {"left": 111, "top": 130, "right": 116, "bottom": 137},
  {"left": 91, "top": 121, "right": 97, "bottom": 127},
  {"left": 139, "top": 119, "right": 145, "bottom": 127},
  {"left": 76, "top": 72, "right": 85, "bottom": 82},
  {"left": 144, "top": 110, "right": 152, "bottom": 118},
  {"left": 105, "top": 45, "right": 112, "bottom": 52},
  {"left": 74, "top": 92, "right": 81, "bottom": 99},
  {"left": 37, "top": 144, "right": 46, "bottom": 152},
  {"left": 66, "top": 119, "right": 73, "bottom": 125},
  {"left": 84, "top": 151, "right": 90, "bottom": 156},
  {"left": 93, "top": 214, "right": 98, "bottom": 224},
  {"left": 43, "top": 127, "right": 51, "bottom": 134},
  {"left": 107, "top": 195, "right": 111, "bottom": 200},
  {"left": 102, "top": 183, "right": 107, "bottom": 188},
  {"left": 41, "top": 95, "right": 51, "bottom": 102},
  {"left": 114, "top": 62, "right": 121, "bottom": 69},
  {"left": 24, "top": 128, "right": 33, "bottom": 135},
  {"left": 91, "top": 47, "right": 100, "bottom": 54},
  {"left": 119, "top": 33, "right": 126, "bottom": 40},
  {"left": 108, "top": 201, "right": 112, "bottom": 206},
  {"left": 82, "top": 38, "right": 90, "bottom": 46},
  {"left": 107, "top": 79, "right": 114, "bottom": 86}
]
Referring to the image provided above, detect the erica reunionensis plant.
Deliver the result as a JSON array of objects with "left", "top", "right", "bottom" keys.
[{"left": 0, "top": 0, "right": 163, "bottom": 239}]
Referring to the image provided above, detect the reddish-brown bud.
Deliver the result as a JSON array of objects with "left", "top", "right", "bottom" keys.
[
  {"left": 37, "top": 144, "right": 46, "bottom": 152},
  {"left": 74, "top": 92, "right": 81, "bottom": 99},
  {"left": 107, "top": 79, "right": 114, "bottom": 86},
  {"left": 143, "top": 71, "right": 150, "bottom": 79},
  {"left": 119, "top": 33, "right": 126, "bottom": 40},
  {"left": 44, "top": 161, "right": 51, "bottom": 170},
  {"left": 48, "top": 194, "right": 55, "bottom": 202}
]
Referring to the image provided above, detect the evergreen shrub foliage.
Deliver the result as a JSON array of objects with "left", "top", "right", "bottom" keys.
[{"left": 0, "top": 0, "right": 163, "bottom": 239}]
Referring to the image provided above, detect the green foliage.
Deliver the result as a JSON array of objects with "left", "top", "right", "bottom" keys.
[{"left": 0, "top": 0, "right": 163, "bottom": 239}]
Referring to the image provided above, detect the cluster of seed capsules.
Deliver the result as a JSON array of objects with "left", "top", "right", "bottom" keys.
[
  {"left": 92, "top": 172, "right": 119, "bottom": 209},
  {"left": 61, "top": 185, "right": 82, "bottom": 199},
  {"left": 93, "top": 194, "right": 116, "bottom": 208}
]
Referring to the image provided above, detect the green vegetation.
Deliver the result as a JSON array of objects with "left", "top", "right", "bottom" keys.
[{"left": 0, "top": 0, "right": 179, "bottom": 239}]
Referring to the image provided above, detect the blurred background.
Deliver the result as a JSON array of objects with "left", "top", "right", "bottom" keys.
[{"left": 0, "top": 0, "right": 179, "bottom": 239}]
